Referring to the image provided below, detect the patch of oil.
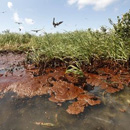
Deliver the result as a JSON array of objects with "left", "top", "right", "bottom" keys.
[
  {"left": 0, "top": 87, "right": 129, "bottom": 130},
  {"left": 0, "top": 53, "right": 130, "bottom": 129}
]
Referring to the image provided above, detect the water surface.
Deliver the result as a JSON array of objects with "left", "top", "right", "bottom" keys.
[{"left": 0, "top": 86, "right": 129, "bottom": 130}]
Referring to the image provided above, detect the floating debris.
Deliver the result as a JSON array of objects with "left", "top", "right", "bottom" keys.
[
  {"left": 34, "top": 122, "right": 55, "bottom": 127},
  {"left": 67, "top": 93, "right": 101, "bottom": 114},
  {"left": 119, "top": 108, "right": 126, "bottom": 113},
  {"left": 66, "top": 100, "right": 87, "bottom": 115},
  {"left": 93, "top": 117, "right": 113, "bottom": 124},
  {"left": 49, "top": 80, "right": 84, "bottom": 103},
  {"left": 85, "top": 66, "right": 130, "bottom": 93}
]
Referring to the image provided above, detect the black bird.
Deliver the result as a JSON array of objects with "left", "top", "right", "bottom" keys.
[
  {"left": 15, "top": 22, "right": 22, "bottom": 25},
  {"left": 53, "top": 18, "right": 63, "bottom": 28},
  {"left": 19, "top": 28, "right": 21, "bottom": 31},
  {"left": 31, "top": 29, "right": 43, "bottom": 33}
]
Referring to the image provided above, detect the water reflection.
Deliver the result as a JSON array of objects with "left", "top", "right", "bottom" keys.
[{"left": 0, "top": 87, "right": 130, "bottom": 130}]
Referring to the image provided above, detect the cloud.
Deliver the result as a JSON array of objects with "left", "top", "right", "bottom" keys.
[
  {"left": 13, "top": 12, "right": 20, "bottom": 22},
  {"left": 25, "top": 18, "right": 34, "bottom": 25},
  {"left": 7, "top": 2, "right": 13, "bottom": 9},
  {"left": 68, "top": 0, "right": 118, "bottom": 10},
  {"left": 68, "top": 0, "right": 77, "bottom": 5}
]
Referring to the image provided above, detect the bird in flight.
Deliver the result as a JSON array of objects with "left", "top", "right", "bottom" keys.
[
  {"left": 1, "top": 11, "right": 6, "bottom": 13},
  {"left": 19, "top": 28, "right": 22, "bottom": 31},
  {"left": 31, "top": 28, "right": 44, "bottom": 33},
  {"left": 15, "top": 22, "right": 22, "bottom": 25},
  {"left": 53, "top": 18, "right": 63, "bottom": 28}
]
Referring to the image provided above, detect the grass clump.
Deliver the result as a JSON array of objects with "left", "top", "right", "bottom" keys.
[
  {"left": 27, "top": 29, "right": 129, "bottom": 65},
  {"left": 0, "top": 29, "right": 129, "bottom": 66},
  {"left": 66, "top": 64, "right": 84, "bottom": 78},
  {"left": 0, "top": 32, "right": 36, "bottom": 51}
]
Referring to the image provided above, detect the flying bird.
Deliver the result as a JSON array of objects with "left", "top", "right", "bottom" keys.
[
  {"left": 53, "top": 18, "right": 63, "bottom": 28},
  {"left": 1, "top": 11, "right": 6, "bottom": 13},
  {"left": 19, "top": 28, "right": 21, "bottom": 31},
  {"left": 31, "top": 28, "right": 43, "bottom": 33},
  {"left": 15, "top": 22, "right": 22, "bottom": 25}
]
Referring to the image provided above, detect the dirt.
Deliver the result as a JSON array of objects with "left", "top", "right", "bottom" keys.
[{"left": 0, "top": 52, "right": 130, "bottom": 114}]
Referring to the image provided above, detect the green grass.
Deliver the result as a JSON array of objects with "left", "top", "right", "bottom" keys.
[{"left": 0, "top": 29, "right": 130, "bottom": 66}]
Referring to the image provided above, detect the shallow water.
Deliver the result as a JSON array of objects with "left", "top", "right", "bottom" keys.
[{"left": 0, "top": 87, "right": 129, "bottom": 130}]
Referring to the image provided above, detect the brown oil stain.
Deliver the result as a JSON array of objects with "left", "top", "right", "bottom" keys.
[{"left": 0, "top": 53, "right": 130, "bottom": 115}]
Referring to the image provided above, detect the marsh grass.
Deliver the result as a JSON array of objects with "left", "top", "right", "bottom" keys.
[
  {"left": 0, "top": 29, "right": 130, "bottom": 66},
  {"left": 66, "top": 64, "right": 84, "bottom": 77}
]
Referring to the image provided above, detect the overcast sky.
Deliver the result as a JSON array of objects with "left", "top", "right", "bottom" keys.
[{"left": 0, "top": 0, "right": 129, "bottom": 34}]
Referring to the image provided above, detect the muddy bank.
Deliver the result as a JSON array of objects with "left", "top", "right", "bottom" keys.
[
  {"left": 0, "top": 52, "right": 25, "bottom": 69},
  {"left": 0, "top": 52, "right": 130, "bottom": 115}
]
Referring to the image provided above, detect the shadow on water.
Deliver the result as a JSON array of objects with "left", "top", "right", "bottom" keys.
[{"left": 0, "top": 86, "right": 130, "bottom": 130}]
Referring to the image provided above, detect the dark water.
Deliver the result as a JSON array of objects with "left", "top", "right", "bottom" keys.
[{"left": 0, "top": 86, "right": 130, "bottom": 130}]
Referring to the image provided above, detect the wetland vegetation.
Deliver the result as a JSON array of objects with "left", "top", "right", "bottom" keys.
[{"left": 0, "top": 10, "right": 130, "bottom": 66}]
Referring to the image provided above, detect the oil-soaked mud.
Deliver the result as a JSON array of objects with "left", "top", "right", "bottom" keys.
[
  {"left": 0, "top": 52, "right": 130, "bottom": 129},
  {"left": 0, "top": 52, "right": 25, "bottom": 70}
]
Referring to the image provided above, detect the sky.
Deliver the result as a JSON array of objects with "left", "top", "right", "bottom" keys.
[{"left": 0, "top": 0, "right": 130, "bottom": 34}]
